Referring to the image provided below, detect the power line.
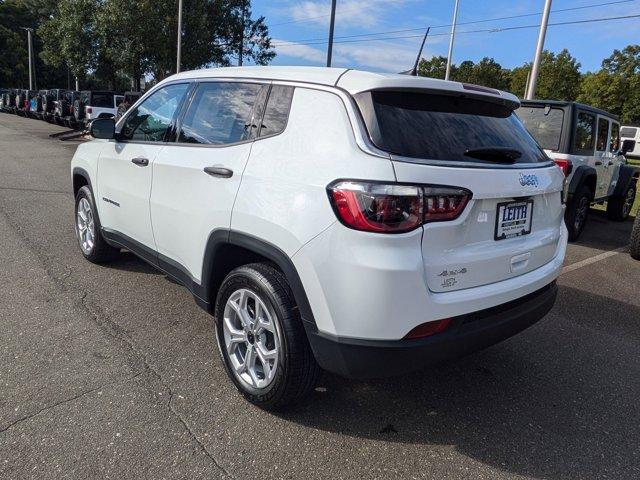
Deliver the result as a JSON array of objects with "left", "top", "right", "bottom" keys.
[
  {"left": 272, "top": 12, "right": 640, "bottom": 48},
  {"left": 272, "top": 0, "right": 636, "bottom": 45}
]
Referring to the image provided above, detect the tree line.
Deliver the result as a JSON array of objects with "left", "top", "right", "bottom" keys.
[
  {"left": 418, "top": 45, "right": 640, "bottom": 124},
  {"left": 0, "top": 0, "right": 274, "bottom": 91}
]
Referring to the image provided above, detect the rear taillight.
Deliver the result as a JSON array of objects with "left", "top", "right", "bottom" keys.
[
  {"left": 404, "top": 318, "right": 452, "bottom": 339},
  {"left": 86, "top": 106, "right": 92, "bottom": 114},
  {"left": 327, "top": 181, "right": 471, "bottom": 233},
  {"left": 554, "top": 159, "right": 572, "bottom": 177}
]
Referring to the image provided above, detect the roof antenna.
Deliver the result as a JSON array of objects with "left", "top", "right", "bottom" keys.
[{"left": 401, "top": 27, "right": 430, "bottom": 76}]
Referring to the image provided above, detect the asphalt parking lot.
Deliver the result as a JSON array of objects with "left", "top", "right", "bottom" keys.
[{"left": 1, "top": 113, "right": 639, "bottom": 480}]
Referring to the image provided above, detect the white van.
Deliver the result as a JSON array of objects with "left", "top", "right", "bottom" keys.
[{"left": 621, "top": 125, "right": 640, "bottom": 159}]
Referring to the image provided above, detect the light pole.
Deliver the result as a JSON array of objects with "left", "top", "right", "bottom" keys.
[
  {"left": 526, "top": 0, "right": 553, "bottom": 100},
  {"left": 444, "top": 0, "right": 459, "bottom": 81},
  {"left": 176, "top": 0, "right": 183, "bottom": 73},
  {"left": 20, "top": 27, "right": 35, "bottom": 90},
  {"left": 326, "top": 0, "right": 337, "bottom": 67}
]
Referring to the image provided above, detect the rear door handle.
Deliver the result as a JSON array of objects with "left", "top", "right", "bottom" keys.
[
  {"left": 595, "top": 160, "right": 603, "bottom": 166},
  {"left": 204, "top": 166, "right": 233, "bottom": 178},
  {"left": 131, "top": 157, "right": 149, "bottom": 166},
  {"left": 607, "top": 160, "right": 615, "bottom": 166}
]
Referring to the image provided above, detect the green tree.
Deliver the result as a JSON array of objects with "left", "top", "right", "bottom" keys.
[
  {"left": 510, "top": 49, "right": 581, "bottom": 100},
  {"left": 417, "top": 55, "right": 449, "bottom": 79},
  {"left": 38, "top": 0, "right": 99, "bottom": 86},
  {"left": 578, "top": 45, "right": 640, "bottom": 124}
]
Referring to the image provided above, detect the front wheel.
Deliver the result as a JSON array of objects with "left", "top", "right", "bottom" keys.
[
  {"left": 607, "top": 183, "right": 636, "bottom": 221},
  {"left": 214, "top": 263, "right": 321, "bottom": 410},
  {"left": 74, "top": 186, "right": 119, "bottom": 263}
]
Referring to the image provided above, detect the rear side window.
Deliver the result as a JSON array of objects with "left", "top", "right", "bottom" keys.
[
  {"left": 355, "top": 90, "right": 548, "bottom": 165},
  {"left": 178, "top": 82, "right": 262, "bottom": 145},
  {"left": 621, "top": 126, "right": 637, "bottom": 138},
  {"left": 516, "top": 106, "right": 564, "bottom": 151},
  {"left": 120, "top": 83, "right": 188, "bottom": 142},
  {"left": 258, "top": 85, "right": 294, "bottom": 138},
  {"left": 91, "top": 93, "right": 114, "bottom": 108},
  {"left": 573, "top": 111, "right": 595, "bottom": 154}
]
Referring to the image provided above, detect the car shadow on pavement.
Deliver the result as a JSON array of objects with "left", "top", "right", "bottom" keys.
[
  {"left": 278, "top": 285, "right": 640, "bottom": 479},
  {"left": 576, "top": 209, "right": 634, "bottom": 251},
  {"left": 103, "top": 251, "right": 163, "bottom": 276}
]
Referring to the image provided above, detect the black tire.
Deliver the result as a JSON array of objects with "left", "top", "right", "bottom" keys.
[
  {"left": 74, "top": 186, "right": 119, "bottom": 263},
  {"left": 630, "top": 212, "right": 640, "bottom": 260},
  {"left": 607, "top": 183, "right": 636, "bottom": 221},
  {"left": 565, "top": 185, "right": 592, "bottom": 241},
  {"left": 214, "top": 263, "right": 321, "bottom": 410}
]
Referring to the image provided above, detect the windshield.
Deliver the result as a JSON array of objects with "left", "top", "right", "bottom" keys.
[
  {"left": 355, "top": 90, "right": 548, "bottom": 165},
  {"left": 516, "top": 106, "right": 564, "bottom": 151}
]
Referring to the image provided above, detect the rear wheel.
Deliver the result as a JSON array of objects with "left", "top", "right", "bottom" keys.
[
  {"left": 214, "top": 263, "right": 321, "bottom": 410},
  {"left": 607, "top": 183, "right": 636, "bottom": 221},
  {"left": 630, "top": 211, "right": 640, "bottom": 260},
  {"left": 566, "top": 185, "right": 592, "bottom": 241},
  {"left": 74, "top": 186, "right": 119, "bottom": 263}
]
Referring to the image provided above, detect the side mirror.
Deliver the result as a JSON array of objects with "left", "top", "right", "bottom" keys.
[
  {"left": 621, "top": 139, "right": 635, "bottom": 156},
  {"left": 90, "top": 118, "right": 115, "bottom": 139}
]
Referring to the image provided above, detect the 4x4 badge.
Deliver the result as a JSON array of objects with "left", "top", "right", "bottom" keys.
[{"left": 519, "top": 173, "right": 539, "bottom": 187}]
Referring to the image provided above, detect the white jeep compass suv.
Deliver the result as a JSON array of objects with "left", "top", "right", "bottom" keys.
[{"left": 71, "top": 67, "right": 568, "bottom": 409}]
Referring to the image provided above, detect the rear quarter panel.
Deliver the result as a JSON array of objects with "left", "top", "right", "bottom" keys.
[{"left": 231, "top": 86, "right": 396, "bottom": 257}]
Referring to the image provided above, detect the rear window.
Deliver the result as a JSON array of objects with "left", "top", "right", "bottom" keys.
[
  {"left": 91, "top": 93, "right": 114, "bottom": 108},
  {"left": 356, "top": 91, "right": 548, "bottom": 165},
  {"left": 516, "top": 106, "right": 564, "bottom": 151},
  {"left": 621, "top": 126, "right": 638, "bottom": 138}
]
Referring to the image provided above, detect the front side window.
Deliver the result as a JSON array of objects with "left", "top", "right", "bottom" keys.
[
  {"left": 574, "top": 111, "right": 595, "bottom": 153},
  {"left": 178, "top": 82, "right": 262, "bottom": 145},
  {"left": 259, "top": 85, "right": 294, "bottom": 138},
  {"left": 120, "top": 83, "right": 188, "bottom": 142},
  {"left": 596, "top": 118, "right": 610, "bottom": 151},
  {"left": 610, "top": 123, "right": 620, "bottom": 152}
]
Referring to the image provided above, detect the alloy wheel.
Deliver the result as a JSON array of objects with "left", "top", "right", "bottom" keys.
[
  {"left": 222, "top": 288, "right": 281, "bottom": 390},
  {"left": 76, "top": 197, "right": 95, "bottom": 255},
  {"left": 575, "top": 196, "right": 589, "bottom": 232}
]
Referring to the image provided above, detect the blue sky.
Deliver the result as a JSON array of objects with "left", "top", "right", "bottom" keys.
[{"left": 251, "top": 0, "right": 640, "bottom": 72}]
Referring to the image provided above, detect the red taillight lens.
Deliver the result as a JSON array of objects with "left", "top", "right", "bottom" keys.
[
  {"left": 404, "top": 318, "right": 452, "bottom": 339},
  {"left": 86, "top": 106, "right": 92, "bottom": 114},
  {"left": 328, "top": 181, "right": 471, "bottom": 233},
  {"left": 554, "top": 159, "right": 572, "bottom": 177}
]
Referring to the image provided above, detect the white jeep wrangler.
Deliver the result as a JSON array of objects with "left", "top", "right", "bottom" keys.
[{"left": 518, "top": 100, "right": 639, "bottom": 240}]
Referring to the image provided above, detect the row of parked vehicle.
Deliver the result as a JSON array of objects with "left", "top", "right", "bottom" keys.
[{"left": 0, "top": 87, "right": 142, "bottom": 129}]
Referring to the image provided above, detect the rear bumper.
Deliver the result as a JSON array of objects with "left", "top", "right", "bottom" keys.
[{"left": 307, "top": 281, "right": 557, "bottom": 379}]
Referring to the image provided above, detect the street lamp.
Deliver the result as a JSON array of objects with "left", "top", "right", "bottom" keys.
[
  {"left": 526, "top": 0, "right": 553, "bottom": 99},
  {"left": 20, "top": 27, "right": 35, "bottom": 90},
  {"left": 445, "top": 0, "right": 460, "bottom": 81}
]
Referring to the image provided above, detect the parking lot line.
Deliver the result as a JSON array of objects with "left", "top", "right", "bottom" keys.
[{"left": 561, "top": 246, "right": 627, "bottom": 275}]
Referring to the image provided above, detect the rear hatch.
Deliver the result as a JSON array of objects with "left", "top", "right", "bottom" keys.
[{"left": 355, "top": 89, "right": 565, "bottom": 293}]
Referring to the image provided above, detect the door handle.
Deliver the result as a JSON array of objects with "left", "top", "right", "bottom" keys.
[
  {"left": 607, "top": 160, "right": 615, "bottom": 166},
  {"left": 595, "top": 160, "right": 603, "bottom": 166},
  {"left": 204, "top": 166, "right": 233, "bottom": 178},
  {"left": 131, "top": 157, "right": 149, "bottom": 166}
]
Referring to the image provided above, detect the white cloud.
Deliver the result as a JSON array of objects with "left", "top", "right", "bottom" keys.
[
  {"left": 273, "top": 37, "right": 423, "bottom": 73},
  {"left": 290, "top": 0, "right": 405, "bottom": 28},
  {"left": 272, "top": 39, "right": 327, "bottom": 64}
]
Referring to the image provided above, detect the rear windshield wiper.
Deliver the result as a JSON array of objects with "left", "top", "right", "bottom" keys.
[{"left": 463, "top": 147, "right": 522, "bottom": 163}]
